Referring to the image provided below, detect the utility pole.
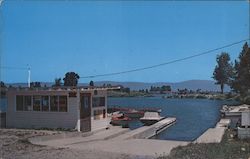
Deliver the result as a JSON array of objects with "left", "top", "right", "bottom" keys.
[{"left": 28, "top": 66, "right": 31, "bottom": 88}]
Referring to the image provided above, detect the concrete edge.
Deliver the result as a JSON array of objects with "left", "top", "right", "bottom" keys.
[{"left": 28, "top": 131, "right": 93, "bottom": 144}]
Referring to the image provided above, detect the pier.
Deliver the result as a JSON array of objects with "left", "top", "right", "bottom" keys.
[
  {"left": 194, "top": 119, "right": 231, "bottom": 143},
  {"left": 29, "top": 117, "right": 182, "bottom": 157},
  {"left": 110, "top": 117, "right": 176, "bottom": 140}
]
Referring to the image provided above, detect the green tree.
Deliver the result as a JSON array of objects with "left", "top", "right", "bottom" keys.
[
  {"left": 30, "top": 82, "right": 41, "bottom": 88},
  {"left": 231, "top": 42, "right": 250, "bottom": 95},
  {"left": 63, "top": 72, "right": 80, "bottom": 87},
  {"left": 213, "top": 52, "right": 233, "bottom": 94},
  {"left": 0, "top": 81, "right": 5, "bottom": 88},
  {"left": 161, "top": 85, "right": 171, "bottom": 92},
  {"left": 53, "top": 78, "right": 62, "bottom": 87},
  {"left": 89, "top": 80, "right": 94, "bottom": 86}
]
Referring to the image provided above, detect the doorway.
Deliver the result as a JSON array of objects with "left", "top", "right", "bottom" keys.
[{"left": 80, "top": 93, "right": 91, "bottom": 132}]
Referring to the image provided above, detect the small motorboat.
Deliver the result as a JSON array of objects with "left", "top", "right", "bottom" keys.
[
  {"left": 110, "top": 114, "right": 132, "bottom": 128},
  {"left": 139, "top": 108, "right": 162, "bottom": 113},
  {"left": 124, "top": 109, "right": 144, "bottom": 118},
  {"left": 140, "top": 111, "right": 165, "bottom": 126}
]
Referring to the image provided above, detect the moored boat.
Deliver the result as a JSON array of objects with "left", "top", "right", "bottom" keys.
[
  {"left": 140, "top": 111, "right": 165, "bottom": 126},
  {"left": 124, "top": 109, "right": 144, "bottom": 118},
  {"left": 110, "top": 114, "right": 131, "bottom": 128}
]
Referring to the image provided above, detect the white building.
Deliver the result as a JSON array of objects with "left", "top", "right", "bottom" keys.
[{"left": 6, "top": 87, "right": 113, "bottom": 132}]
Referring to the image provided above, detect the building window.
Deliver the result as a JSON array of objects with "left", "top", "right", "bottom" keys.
[
  {"left": 33, "top": 96, "right": 41, "bottom": 111},
  {"left": 50, "top": 96, "right": 58, "bottom": 112},
  {"left": 24, "top": 96, "right": 32, "bottom": 111},
  {"left": 16, "top": 95, "right": 24, "bottom": 111},
  {"left": 42, "top": 96, "right": 49, "bottom": 111},
  {"left": 92, "top": 97, "right": 105, "bottom": 107},
  {"left": 15, "top": 95, "right": 68, "bottom": 113},
  {"left": 59, "top": 96, "right": 67, "bottom": 112}
]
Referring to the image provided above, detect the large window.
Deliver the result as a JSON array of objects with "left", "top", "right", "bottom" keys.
[
  {"left": 33, "top": 96, "right": 41, "bottom": 111},
  {"left": 92, "top": 97, "right": 105, "bottom": 107},
  {"left": 50, "top": 96, "right": 58, "bottom": 112},
  {"left": 24, "top": 96, "right": 32, "bottom": 111},
  {"left": 16, "top": 95, "right": 68, "bottom": 112},
  {"left": 42, "top": 96, "right": 49, "bottom": 111},
  {"left": 16, "top": 95, "right": 24, "bottom": 111},
  {"left": 16, "top": 96, "right": 32, "bottom": 111},
  {"left": 59, "top": 96, "right": 67, "bottom": 112}
]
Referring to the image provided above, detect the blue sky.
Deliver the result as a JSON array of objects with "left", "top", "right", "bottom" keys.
[{"left": 1, "top": 1, "right": 249, "bottom": 83}]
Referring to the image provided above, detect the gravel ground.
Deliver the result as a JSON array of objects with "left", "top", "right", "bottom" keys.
[{"left": 0, "top": 129, "right": 137, "bottom": 159}]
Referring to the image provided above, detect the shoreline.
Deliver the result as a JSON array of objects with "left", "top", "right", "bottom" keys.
[
  {"left": 1, "top": 105, "right": 245, "bottom": 159},
  {"left": 0, "top": 117, "right": 228, "bottom": 159}
]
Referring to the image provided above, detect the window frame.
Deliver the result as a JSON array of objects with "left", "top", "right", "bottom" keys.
[
  {"left": 59, "top": 96, "right": 68, "bottom": 112},
  {"left": 41, "top": 96, "right": 49, "bottom": 112},
  {"left": 16, "top": 95, "right": 24, "bottom": 111},
  {"left": 33, "top": 95, "right": 41, "bottom": 111},
  {"left": 15, "top": 95, "right": 68, "bottom": 113},
  {"left": 92, "top": 96, "right": 106, "bottom": 108},
  {"left": 24, "top": 95, "right": 32, "bottom": 111}
]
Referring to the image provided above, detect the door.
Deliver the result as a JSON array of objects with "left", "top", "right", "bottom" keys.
[{"left": 80, "top": 93, "right": 91, "bottom": 132}]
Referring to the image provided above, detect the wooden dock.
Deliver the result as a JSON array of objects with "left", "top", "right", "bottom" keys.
[{"left": 112, "top": 117, "right": 176, "bottom": 140}]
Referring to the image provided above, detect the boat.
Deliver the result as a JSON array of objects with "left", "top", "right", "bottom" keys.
[
  {"left": 124, "top": 109, "right": 144, "bottom": 118},
  {"left": 140, "top": 111, "right": 165, "bottom": 126},
  {"left": 139, "top": 108, "right": 162, "bottom": 113},
  {"left": 221, "top": 104, "right": 250, "bottom": 117},
  {"left": 110, "top": 113, "right": 132, "bottom": 128}
]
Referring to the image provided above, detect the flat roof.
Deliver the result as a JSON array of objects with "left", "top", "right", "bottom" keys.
[{"left": 7, "top": 86, "right": 121, "bottom": 92}]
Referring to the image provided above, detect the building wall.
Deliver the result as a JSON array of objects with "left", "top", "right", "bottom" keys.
[
  {"left": 6, "top": 90, "right": 79, "bottom": 129},
  {"left": 242, "top": 111, "right": 250, "bottom": 126},
  {"left": 238, "top": 127, "right": 250, "bottom": 139},
  {"left": 6, "top": 88, "right": 109, "bottom": 132}
]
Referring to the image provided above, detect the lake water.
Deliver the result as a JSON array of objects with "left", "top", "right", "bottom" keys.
[{"left": 108, "top": 97, "right": 236, "bottom": 141}]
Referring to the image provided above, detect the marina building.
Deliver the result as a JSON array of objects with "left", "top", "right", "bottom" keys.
[{"left": 6, "top": 87, "right": 114, "bottom": 132}]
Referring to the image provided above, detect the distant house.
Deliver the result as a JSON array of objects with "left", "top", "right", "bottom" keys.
[{"left": 6, "top": 87, "right": 117, "bottom": 132}]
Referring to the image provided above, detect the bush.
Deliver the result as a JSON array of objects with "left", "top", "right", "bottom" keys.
[{"left": 243, "top": 95, "right": 250, "bottom": 104}]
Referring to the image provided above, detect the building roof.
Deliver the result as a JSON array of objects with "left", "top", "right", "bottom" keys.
[{"left": 7, "top": 86, "right": 121, "bottom": 92}]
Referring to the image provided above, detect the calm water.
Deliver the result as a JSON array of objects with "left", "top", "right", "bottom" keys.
[{"left": 108, "top": 97, "right": 236, "bottom": 141}]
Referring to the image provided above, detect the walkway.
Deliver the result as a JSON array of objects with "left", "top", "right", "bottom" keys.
[
  {"left": 194, "top": 119, "right": 230, "bottom": 143},
  {"left": 30, "top": 123, "right": 188, "bottom": 158}
]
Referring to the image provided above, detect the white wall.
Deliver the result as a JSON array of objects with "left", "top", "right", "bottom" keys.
[
  {"left": 238, "top": 127, "right": 250, "bottom": 139},
  {"left": 6, "top": 90, "right": 79, "bottom": 129},
  {"left": 242, "top": 112, "right": 250, "bottom": 126}
]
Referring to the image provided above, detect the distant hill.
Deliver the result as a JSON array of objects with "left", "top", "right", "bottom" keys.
[{"left": 6, "top": 80, "right": 230, "bottom": 92}]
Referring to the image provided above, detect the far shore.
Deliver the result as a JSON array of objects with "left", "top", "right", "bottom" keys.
[{"left": 108, "top": 91, "right": 241, "bottom": 101}]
